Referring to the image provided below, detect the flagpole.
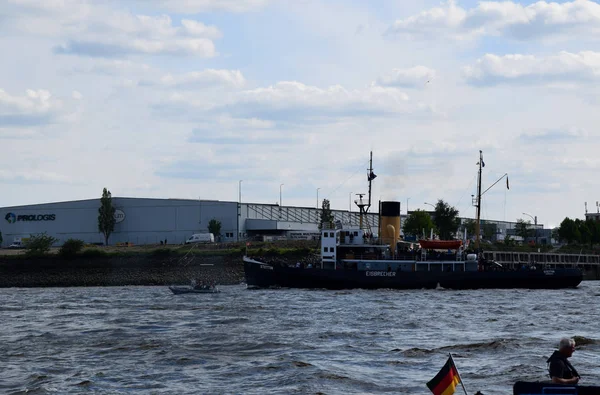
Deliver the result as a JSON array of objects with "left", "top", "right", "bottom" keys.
[{"left": 449, "top": 353, "right": 469, "bottom": 395}]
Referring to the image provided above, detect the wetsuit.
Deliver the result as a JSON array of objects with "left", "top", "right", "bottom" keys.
[{"left": 547, "top": 351, "right": 579, "bottom": 380}]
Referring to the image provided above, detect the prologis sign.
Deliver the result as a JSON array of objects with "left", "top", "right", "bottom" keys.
[{"left": 5, "top": 212, "right": 56, "bottom": 223}]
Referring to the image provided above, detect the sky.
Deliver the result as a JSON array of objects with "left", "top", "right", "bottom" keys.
[{"left": 2, "top": 0, "right": 600, "bottom": 228}]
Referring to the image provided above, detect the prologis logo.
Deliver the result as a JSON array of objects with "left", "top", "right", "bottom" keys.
[{"left": 5, "top": 213, "right": 16, "bottom": 224}]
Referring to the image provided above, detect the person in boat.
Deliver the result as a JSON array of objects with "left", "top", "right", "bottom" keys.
[{"left": 547, "top": 337, "right": 580, "bottom": 384}]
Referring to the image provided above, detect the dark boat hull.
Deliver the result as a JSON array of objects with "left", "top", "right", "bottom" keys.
[
  {"left": 169, "top": 286, "right": 221, "bottom": 294},
  {"left": 514, "top": 381, "right": 599, "bottom": 395},
  {"left": 243, "top": 258, "right": 583, "bottom": 290}
]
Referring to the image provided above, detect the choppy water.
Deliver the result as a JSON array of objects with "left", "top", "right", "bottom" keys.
[{"left": 1, "top": 282, "right": 600, "bottom": 394}]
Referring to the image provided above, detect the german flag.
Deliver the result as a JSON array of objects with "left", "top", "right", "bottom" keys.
[{"left": 426, "top": 356, "right": 461, "bottom": 395}]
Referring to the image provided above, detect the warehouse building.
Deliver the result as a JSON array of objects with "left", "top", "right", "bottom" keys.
[{"left": 0, "top": 197, "right": 379, "bottom": 247}]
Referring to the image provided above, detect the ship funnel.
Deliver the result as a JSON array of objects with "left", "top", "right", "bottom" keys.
[{"left": 380, "top": 201, "right": 401, "bottom": 255}]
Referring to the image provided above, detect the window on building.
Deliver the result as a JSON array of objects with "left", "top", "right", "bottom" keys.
[
  {"left": 353, "top": 231, "right": 358, "bottom": 236},
  {"left": 324, "top": 247, "right": 329, "bottom": 252},
  {"left": 330, "top": 232, "right": 334, "bottom": 237},
  {"left": 324, "top": 232, "right": 328, "bottom": 238}
]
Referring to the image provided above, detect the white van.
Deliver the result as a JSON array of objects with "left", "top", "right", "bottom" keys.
[{"left": 185, "top": 233, "right": 215, "bottom": 244}]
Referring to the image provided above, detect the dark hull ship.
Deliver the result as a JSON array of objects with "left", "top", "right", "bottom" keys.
[{"left": 244, "top": 151, "right": 583, "bottom": 290}]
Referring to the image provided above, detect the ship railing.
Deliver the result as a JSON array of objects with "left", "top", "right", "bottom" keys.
[{"left": 339, "top": 253, "right": 463, "bottom": 262}]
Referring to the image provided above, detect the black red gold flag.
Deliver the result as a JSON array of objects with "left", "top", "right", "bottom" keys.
[{"left": 426, "top": 356, "right": 461, "bottom": 395}]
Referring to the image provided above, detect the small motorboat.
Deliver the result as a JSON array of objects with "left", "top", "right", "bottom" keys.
[{"left": 169, "top": 285, "right": 221, "bottom": 295}]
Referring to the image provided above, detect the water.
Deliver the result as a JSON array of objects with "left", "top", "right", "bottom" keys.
[{"left": 1, "top": 282, "right": 600, "bottom": 394}]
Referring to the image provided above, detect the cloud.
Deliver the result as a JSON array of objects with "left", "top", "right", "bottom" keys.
[
  {"left": 463, "top": 51, "right": 600, "bottom": 86},
  {"left": 519, "top": 127, "right": 588, "bottom": 142},
  {"left": 65, "top": 60, "right": 153, "bottom": 76},
  {"left": 213, "top": 81, "right": 433, "bottom": 121},
  {"left": 132, "top": 0, "right": 270, "bottom": 13},
  {"left": 54, "top": 38, "right": 216, "bottom": 58},
  {"left": 141, "top": 69, "right": 246, "bottom": 89},
  {"left": 0, "top": 169, "right": 74, "bottom": 184},
  {"left": 155, "top": 160, "right": 248, "bottom": 180},
  {"left": 52, "top": 13, "right": 220, "bottom": 58},
  {"left": 188, "top": 116, "right": 294, "bottom": 145},
  {"left": 387, "top": 0, "right": 600, "bottom": 41},
  {"left": 375, "top": 66, "right": 436, "bottom": 88},
  {"left": 2, "top": 2, "right": 221, "bottom": 57},
  {"left": 0, "top": 89, "right": 63, "bottom": 127}
]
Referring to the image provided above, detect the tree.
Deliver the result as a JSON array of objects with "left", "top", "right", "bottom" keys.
[
  {"left": 462, "top": 219, "right": 476, "bottom": 238},
  {"left": 551, "top": 227, "right": 560, "bottom": 243},
  {"left": 24, "top": 233, "right": 59, "bottom": 256},
  {"left": 98, "top": 188, "right": 116, "bottom": 246},
  {"left": 557, "top": 217, "right": 579, "bottom": 244},
  {"left": 433, "top": 199, "right": 461, "bottom": 240},
  {"left": 588, "top": 220, "right": 600, "bottom": 247},
  {"left": 0, "top": 231, "right": 3, "bottom": 246},
  {"left": 402, "top": 210, "right": 435, "bottom": 238},
  {"left": 503, "top": 235, "right": 516, "bottom": 247},
  {"left": 60, "top": 239, "right": 85, "bottom": 258},
  {"left": 576, "top": 219, "right": 591, "bottom": 246},
  {"left": 515, "top": 219, "right": 532, "bottom": 241},
  {"left": 482, "top": 221, "right": 497, "bottom": 241},
  {"left": 208, "top": 219, "right": 222, "bottom": 237},
  {"left": 318, "top": 199, "right": 334, "bottom": 230}
]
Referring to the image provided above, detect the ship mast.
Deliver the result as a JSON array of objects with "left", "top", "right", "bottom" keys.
[
  {"left": 475, "top": 150, "right": 483, "bottom": 251},
  {"left": 357, "top": 151, "right": 375, "bottom": 231}
]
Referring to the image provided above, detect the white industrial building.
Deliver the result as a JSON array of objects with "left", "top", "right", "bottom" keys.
[{"left": 0, "top": 197, "right": 379, "bottom": 247}]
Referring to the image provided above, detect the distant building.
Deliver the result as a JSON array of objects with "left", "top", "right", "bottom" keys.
[{"left": 0, "top": 197, "right": 379, "bottom": 247}]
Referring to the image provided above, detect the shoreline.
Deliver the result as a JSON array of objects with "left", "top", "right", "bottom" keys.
[{"left": 0, "top": 249, "right": 320, "bottom": 288}]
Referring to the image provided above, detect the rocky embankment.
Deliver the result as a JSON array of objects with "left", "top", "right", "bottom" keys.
[
  {"left": 0, "top": 251, "right": 320, "bottom": 288},
  {"left": 0, "top": 255, "right": 241, "bottom": 288}
]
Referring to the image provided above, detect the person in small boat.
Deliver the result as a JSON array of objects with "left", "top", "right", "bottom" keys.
[
  {"left": 547, "top": 337, "right": 580, "bottom": 384},
  {"left": 193, "top": 279, "right": 205, "bottom": 290}
]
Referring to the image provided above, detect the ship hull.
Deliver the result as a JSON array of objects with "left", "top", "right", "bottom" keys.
[{"left": 243, "top": 258, "right": 583, "bottom": 290}]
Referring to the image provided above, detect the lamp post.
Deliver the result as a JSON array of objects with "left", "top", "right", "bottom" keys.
[
  {"left": 424, "top": 202, "right": 435, "bottom": 210},
  {"left": 238, "top": 180, "right": 243, "bottom": 241},
  {"left": 279, "top": 183, "right": 284, "bottom": 207},
  {"left": 349, "top": 192, "right": 353, "bottom": 226},
  {"left": 523, "top": 212, "right": 538, "bottom": 245},
  {"left": 317, "top": 188, "right": 320, "bottom": 209}
]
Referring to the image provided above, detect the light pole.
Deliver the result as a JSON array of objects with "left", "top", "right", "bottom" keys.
[
  {"left": 317, "top": 188, "right": 321, "bottom": 209},
  {"left": 238, "top": 180, "right": 243, "bottom": 241},
  {"left": 424, "top": 202, "right": 435, "bottom": 210},
  {"left": 279, "top": 183, "right": 284, "bottom": 207},
  {"left": 349, "top": 192, "right": 353, "bottom": 226},
  {"left": 523, "top": 212, "right": 538, "bottom": 245},
  {"left": 407, "top": 197, "right": 410, "bottom": 215}
]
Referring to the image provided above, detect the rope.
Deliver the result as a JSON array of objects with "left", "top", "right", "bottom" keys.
[{"left": 323, "top": 160, "right": 370, "bottom": 199}]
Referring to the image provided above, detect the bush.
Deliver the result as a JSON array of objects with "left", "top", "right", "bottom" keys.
[
  {"left": 60, "top": 239, "right": 85, "bottom": 257},
  {"left": 24, "top": 233, "right": 59, "bottom": 256},
  {"left": 81, "top": 248, "right": 108, "bottom": 258},
  {"left": 151, "top": 248, "right": 173, "bottom": 258}
]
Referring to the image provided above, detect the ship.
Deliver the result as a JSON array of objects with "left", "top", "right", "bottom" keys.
[{"left": 243, "top": 151, "right": 583, "bottom": 290}]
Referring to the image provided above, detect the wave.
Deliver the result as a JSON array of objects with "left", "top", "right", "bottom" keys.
[
  {"left": 573, "top": 336, "right": 598, "bottom": 346},
  {"left": 396, "top": 339, "right": 513, "bottom": 356}
]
